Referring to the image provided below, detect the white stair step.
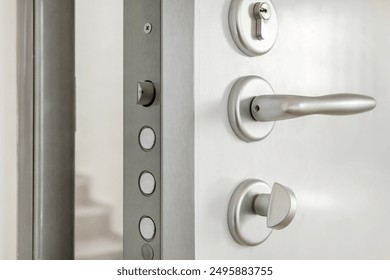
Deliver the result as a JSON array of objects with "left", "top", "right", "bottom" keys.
[
  {"left": 75, "top": 202, "right": 111, "bottom": 240},
  {"left": 74, "top": 173, "right": 122, "bottom": 259},
  {"left": 75, "top": 235, "right": 123, "bottom": 260}
]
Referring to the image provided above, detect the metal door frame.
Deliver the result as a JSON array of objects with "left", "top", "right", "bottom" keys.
[
  {"left": 17, "top": 0, "right": 75, "bottom": 260},
  {"left": 18, "top": 0, "right": 194, "bottom": 260}
]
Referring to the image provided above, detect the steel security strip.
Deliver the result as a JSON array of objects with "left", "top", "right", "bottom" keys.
[{"left": 124, "top": 0, "right": 162, "bottom": 259}]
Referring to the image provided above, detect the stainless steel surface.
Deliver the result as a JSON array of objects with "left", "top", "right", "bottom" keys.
[
  {"left": 161, "top": 0, "right": 195, "bottom": 259},
  {"left": 137, "top": 81, "right": 156, "bottom": 106},
  {"left": 124, "top": 0, "right": 161, "bottom": 260},
  {"left": 229, "top": 0, "right": 278, "bottom": 56},
  {"left": 228, "top": 76, "right": 275, "bottom": 142},
  {"left": 139, "top": 172, "right": 156, "bottom": 195},
  {"left": 34, "top": 0, "right": 75, "bottom": 260},
  {"left": 17, "top": 0, "right": 75, "bottom": 260},
  {"left": 251, "top": 94, "right": 376, "bottom": 122},
  {"left": 254, "top": 183, "right": 297, "bottom": 230},
  {"left": 17, "top": 0, "right": 34, "bottom": 259},
  {"left": 139, "top": 126, "right": 156, "bottom": 151},
  {"left": 227, "top": 179, "right": 272, "bottom": 246}
]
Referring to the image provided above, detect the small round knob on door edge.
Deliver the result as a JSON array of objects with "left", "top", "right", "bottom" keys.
[{"left": 227, "top": 179, "right": 297, "bottom": 246}]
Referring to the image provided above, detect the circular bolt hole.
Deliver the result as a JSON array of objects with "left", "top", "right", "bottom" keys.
[{"left": 254, "top": 105, "right": 260, "bottom": 112}]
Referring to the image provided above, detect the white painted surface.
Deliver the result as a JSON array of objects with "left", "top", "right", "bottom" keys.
[
  {"left": 194, "top": 0, "right": 390, "bottom": 259},
  {"left": 0, "top": 0, "right": 17, "bottom": 260}
]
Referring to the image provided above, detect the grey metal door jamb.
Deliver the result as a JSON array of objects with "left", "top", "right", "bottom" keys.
[{"left": 17, "top": 0, "right": 75, "bottom": 260}]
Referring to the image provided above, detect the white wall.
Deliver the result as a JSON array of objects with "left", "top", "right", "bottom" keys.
[{"left": 0, "top": 0, "right": 17, "bottom": 260}]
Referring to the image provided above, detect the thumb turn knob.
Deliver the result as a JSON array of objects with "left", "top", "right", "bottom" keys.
[
  {"left": 228, "top": 179, "right": 297, "bottom": 246},
  {"left": 253, "top": 183, "right": 297, "bottom": 230}
]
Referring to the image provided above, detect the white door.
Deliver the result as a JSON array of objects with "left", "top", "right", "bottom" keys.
[{"left": 192, "top": 0, "right": 390, "bottom": 259}]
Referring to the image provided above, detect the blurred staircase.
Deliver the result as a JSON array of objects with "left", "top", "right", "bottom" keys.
[{"left": 75, "top": 175, "right": 122, "bottom": 260}]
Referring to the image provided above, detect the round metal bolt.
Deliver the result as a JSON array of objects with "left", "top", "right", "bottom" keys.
[
  {"left": 254, "top": 105, "right": 260, "bottom": 112},
  {"left": 139, "top": 126, "right": 156, "bottom": 151},
  {"left": 144, "top": 23, "right": 152, "bottom": 34},
  {"left": 141, "top": 244, "right": 154, "bottom": 260},
  {"left": 259, "top": 2, "right": 271, "bottom": 21},
  {"left": 139, "top": 171, "right": 156, "bottom": 196},
  {"left": 139, "top": 216, "right": 156, "bottom": 241}
]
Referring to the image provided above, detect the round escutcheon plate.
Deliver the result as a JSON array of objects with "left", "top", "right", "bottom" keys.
[
  {"left": 228, "top": 179, "right": 272, "bottom": 246},
  {"left": 228, "top": 76, "right": 275, "bottom": 142},
  {"left": 229, "top": 0, "right": 278, "bottom": 56}
]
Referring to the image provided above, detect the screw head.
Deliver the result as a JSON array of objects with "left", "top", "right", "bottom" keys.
[
  {"left": 259, "top": 2, "right": 271, "bottom": 21},
  {"left": 144, "top": 23, "right": 152, "bottom": 34}
]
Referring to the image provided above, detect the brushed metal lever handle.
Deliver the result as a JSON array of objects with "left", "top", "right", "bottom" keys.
[
  {"left": 251, "top": 94, "right": 376, "bottom": 122},
  {"left": 228, "top": 179, "right": 297, "bottom": 246},
  {"left": 228, "top": 76, "right": 377, "bottom": 142}
]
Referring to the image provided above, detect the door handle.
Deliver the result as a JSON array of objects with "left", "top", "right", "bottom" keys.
[
  {"left": 251, "top": 94, "right": 376, "bottom": 122},
  {"left": 228, "top": 179, "right": 297, "bottom": 246},
  {"left": 228, "top": 76, "right": 377, "bottom": 142}
]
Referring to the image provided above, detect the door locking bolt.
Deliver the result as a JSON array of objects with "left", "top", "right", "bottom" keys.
[{"left": 137, "top": 81, "right": 156, "bottom": 106}]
